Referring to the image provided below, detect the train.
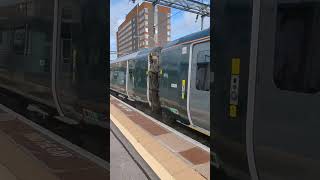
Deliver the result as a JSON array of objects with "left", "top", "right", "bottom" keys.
[
  {"left": 213, "top": 0, "right": 320, "bottom": 180},
  {"left": 0, "top": 0, "right": 108, "bottom": 129},
  {"left": 110, "top": 29, "right": 210, "bottom": 136}
]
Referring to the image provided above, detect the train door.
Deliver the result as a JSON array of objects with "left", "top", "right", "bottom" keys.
[
  {"left": 247, "top": 1, "right": 320, "bottom": 179},
  {"left": 54, "top": 0, "right": 81, "bottom": 123},
  {"left": 127, "top": 59, "right": 135, "bottom": 100},
  {"left": 212, "top": 0, "right": 255, "bottom": 179},
  {"left": 54, "top": 0, "right": 108, "bottom": 127},
  {"left": 188, "top": 40, "right": 210, "bottom": 132}
]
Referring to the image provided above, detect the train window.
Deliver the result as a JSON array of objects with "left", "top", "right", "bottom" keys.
[
  {"left": 13, "top": 27, "right": 27, "bottom": 54},
  {"left": 129, "top": 64, "right": 134, "bottom": 82},
  {"left": 113, "top": 71, "right": 118, "bottom": 80},
  {"left": 0, "top": 30, "right": 2, "bottom": 44},
  {"left": 118, "top": 71, "right": 126, "bottom": 85},
  {"left": 274, "top": 3, "right": 320, "bottom": 93},
  {"left": 61, "top": 23, "right": 71, "bottom": 39},
  {"left": 0, "top": 30, "right": 3, "bottom": 44},
  {"left": 196, "top": 50, "right": 210, "bottom": 91},
  {"left": 62, "top": 39, "right": 71, "bottom": 63}
]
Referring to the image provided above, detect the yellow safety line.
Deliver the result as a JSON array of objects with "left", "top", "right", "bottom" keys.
[{"left": 110, "top": 114, "right": 175, "bottom": 180}]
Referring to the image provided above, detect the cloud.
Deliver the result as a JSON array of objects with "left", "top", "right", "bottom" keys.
[{"left": 171, "top": 11, "right": 210, "bottom": 40}]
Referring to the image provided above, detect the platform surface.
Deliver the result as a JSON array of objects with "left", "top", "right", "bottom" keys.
[
  {"left": 110, "top": 132, "right": 148, "bottom": 180},
  {"left": 0, "top": 105, "right": 109, "bottom": 180},
  {"left": 110, "top": 96, "right": 210, "bottom": 180}
]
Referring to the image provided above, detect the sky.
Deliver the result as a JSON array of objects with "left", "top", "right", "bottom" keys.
[{"left": 110, "top": 0, "right": 210, "bottom": 60}]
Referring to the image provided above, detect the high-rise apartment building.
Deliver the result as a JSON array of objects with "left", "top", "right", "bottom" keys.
[{"left": 116, "top": 2, "right": 171, "bottom": 57}]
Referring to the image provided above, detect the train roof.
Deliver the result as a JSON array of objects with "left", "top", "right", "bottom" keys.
[
  {"left": 110, "top": 29, "right": 210, "bottom": 64},
  {"left": 163, "top": 28, "right": 210, "bottom": 49},
  {"left": 110, "top": 48, "right": 152, "bottom": 64}
]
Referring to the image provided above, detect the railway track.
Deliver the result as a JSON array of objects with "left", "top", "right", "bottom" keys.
[{"left": 110, "top": 91, "right": 210, "bottom": 148}]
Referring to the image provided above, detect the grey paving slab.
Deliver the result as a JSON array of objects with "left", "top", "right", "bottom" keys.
[{"left": 110, "top": 132, "right": 149, "bottom": 180}]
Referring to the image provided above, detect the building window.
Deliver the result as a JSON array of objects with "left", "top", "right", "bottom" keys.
[
  {"left": 196, "top": 50, "right": 210, "bottom": 91},
  {"left": 139, "top": 10, "right": 144, "bottom": 16},
  {"left": 273, "top": 4, "right": 320, "bottom": 94}
]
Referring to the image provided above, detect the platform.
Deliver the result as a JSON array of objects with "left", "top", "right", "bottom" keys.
[
  {"left": 110, "top": 96, "right": 210, "bottom": 180},
  {"left": 110, "top": 120, "right": 159, "bottom": 180},
  {"left": 0, "top": 105, "right": 109, "bottom": 180}
]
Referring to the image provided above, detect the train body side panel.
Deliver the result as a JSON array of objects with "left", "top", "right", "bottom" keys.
[
  {"left": 212, "top": 0, "right": 252, "bottom": 179},
  {"left": 0, "top": 0, "right": 108, "bottom": 128},
  {"left": 252, "top": 1, "right": 320, "bottom": 179},
  {"left": 110, "top": 61, "right": 127, "bottom": 96},
  {"left": 159, "top": 45, "right": 189, "bottom": 123},
  {"left": 159, "top": 29, "right": 210, "bottom": 130},
  {"left": 0, "top": 0, "right": 55, "bottom": 107}
]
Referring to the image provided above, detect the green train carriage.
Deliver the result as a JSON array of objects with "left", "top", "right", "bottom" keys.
[
  {"left": 110, "top": 29, "right": 210, "bottom": 135},
  {"left": 159, "top": 29, "right": 210, "bottom": 135}
]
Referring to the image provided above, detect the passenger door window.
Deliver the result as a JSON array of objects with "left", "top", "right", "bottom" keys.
[
  {"left": 274, "top": 4, "right": 320, "bottom": 93},
  {"left": 196, "top": 50, "right": 210, "bottom": 91},
  {"left": 113, "top": 71, "right": 118, "bottom": 80},
  {"left": 13, "top": 27, "right": 27, "bottom": 54}
]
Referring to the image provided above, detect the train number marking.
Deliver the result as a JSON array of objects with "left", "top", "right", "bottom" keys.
[
  {"left": 182, "top": 47, "right": 187, "bottom": 54},
  {"left": 171, "top": 83, "right": 177, "bottom": 88}
]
